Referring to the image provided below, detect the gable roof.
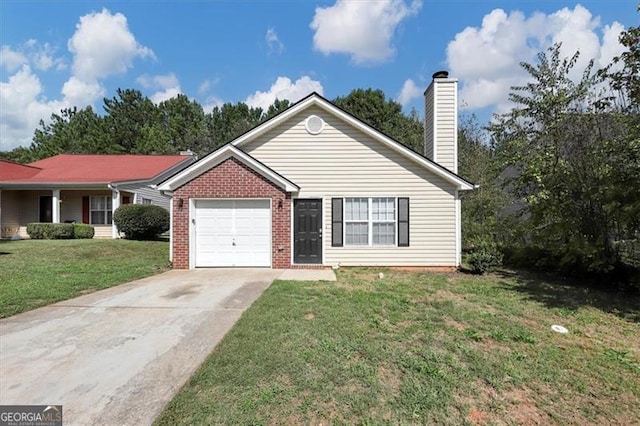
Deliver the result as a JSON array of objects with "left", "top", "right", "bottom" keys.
[
  {"left": 158, "top": 144, "right": 299, "bottom": 192},
  {"left": 230, "top": 92, "right": 475, "bottom": 191},
  {"left": 0, "top": 154, "right": 193, "bottom": 185}
]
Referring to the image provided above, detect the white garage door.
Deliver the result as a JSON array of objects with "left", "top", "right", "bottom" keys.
[{"left": 194, "top": 199, "right": 271, "bottom": 267}]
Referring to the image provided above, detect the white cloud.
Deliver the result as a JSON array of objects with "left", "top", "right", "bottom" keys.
[
  {"left": 599, "top": 22, "right": 625, "bottom": 69},
  {"left": 446, "top": 5, "right": 625, "bottom": 111},
  {"left": 202, "top": 96, "right": 224, "bottom": 113},
  {"left": 137, "top": 73, "right": 181, "bottom": 104},
  {"left": 0, "top": 9, "right": 155, "bottom": 150},
  {"left": 265, "top": 28, "right": 284, "bottom": 55},
  {"left": 245, "top": 76, "right": 324, "bottom": 111},
  {"left": 1, "top": 41, "right": 64, "bottom": 72},
  {"left": 198, "top": 79, "right": 211, "bottom": 95},
  {"left": 0, "top": 65, "right": 65, "bottom": 150},
  {"left": 310, "top": 0, "right": 421, "bottom": 65},
  {"left": 1, "top": 46, "right": 28, "bottom": 72},
  {"left": 68, "top": 8, "right": 154, "bottom": 81},
  {"left": 61, "top": 76, "right": 105, "bottom": 107},
  {"left": 397, "top": 78, "right": 422, "bottom": 106}
]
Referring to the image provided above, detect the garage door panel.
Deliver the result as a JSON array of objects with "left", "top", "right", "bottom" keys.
[{"left": 194, "top": 199, "right": 271, "bottom": 267}]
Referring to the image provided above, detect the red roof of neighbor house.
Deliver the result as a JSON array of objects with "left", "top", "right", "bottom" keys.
[
  {"left": 0, "top": 159, "right": 42, "bottom": 180},
  {"left": 0, "top": 154, "right": 191, "bottom": 184}
]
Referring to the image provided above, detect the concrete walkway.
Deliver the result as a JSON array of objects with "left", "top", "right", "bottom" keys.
[{"left": 0, "top": 268, "right": 291, "bottom": 425}]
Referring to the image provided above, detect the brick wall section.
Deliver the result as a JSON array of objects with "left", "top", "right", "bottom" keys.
[{"left": 171, "top": 157, "right": 291, "bottom": 269}]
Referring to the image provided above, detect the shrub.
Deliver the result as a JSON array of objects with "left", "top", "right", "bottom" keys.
[
  {"left": 463, "top": 237, "right": 503, "bottom": 274},
  {"left": 113, "top": 204, "right": 169, "bottom": 240},
  {"left": 73, "top": 223, "right": 95, "bottom": 239},
  {"left": 26, "top": 223, "right": 75, "bottom": 239}
]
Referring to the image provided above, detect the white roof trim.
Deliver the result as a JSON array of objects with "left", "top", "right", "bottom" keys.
[
  {"left": 231, "top": 94, "right": 474, "bottom": 191},
  {"left": 157, "top": 144, "right": 299, "bottom": 192}
]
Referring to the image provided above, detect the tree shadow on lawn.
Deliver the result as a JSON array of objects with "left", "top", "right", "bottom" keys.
[{"left": 494, "top": 269, "right": 640, "bottom": 324}]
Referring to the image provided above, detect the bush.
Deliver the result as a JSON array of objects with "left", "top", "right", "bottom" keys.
[
  {"left": 73, "top": 223, "right": 95, "bottom": 239},
  {"left": 27, "top": 223, "right": 75, "bottom": 239},
  {"left": 113, "top": 204, "right": 169, "bottom": 240},
  {"left": 463, "top": 238, "right": 503, "bottom": 274}
]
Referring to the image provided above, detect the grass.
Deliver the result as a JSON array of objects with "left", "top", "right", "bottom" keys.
[
  {"left": 0, "top": 239, "right": 170, "bottom": 318},
  {"left": 156, "top": 268, "right": 640, "bottom": 425}
]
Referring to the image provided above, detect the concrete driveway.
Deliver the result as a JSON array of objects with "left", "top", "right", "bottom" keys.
[{"left": 0, "top": 268, "right": 282, "bottom": 425}]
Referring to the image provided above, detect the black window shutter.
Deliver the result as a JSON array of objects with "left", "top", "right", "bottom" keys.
[
  {"left": 332, "top": 198, "right": 343, "bottom": 247},
  {"left": 398, "top": 198, "right": 409, "bottom": 247}
]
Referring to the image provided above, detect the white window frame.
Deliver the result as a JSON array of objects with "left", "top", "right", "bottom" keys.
[
  {"left": 141, "top": 198, "right": 152, "bottom": 205},
  {"left": 344, "top": 197, "right": 397, "bottom": 247},
  {"left": 90, "top": 195, "right": 112, "bottom": 225}
]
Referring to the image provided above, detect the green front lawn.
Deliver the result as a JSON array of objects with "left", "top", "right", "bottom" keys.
[
  {"left": 0, "top": 239, "right": 169, "bottom": 318},
  {"left": 156, "top": 268, "right": 640, "bottom": 425}
]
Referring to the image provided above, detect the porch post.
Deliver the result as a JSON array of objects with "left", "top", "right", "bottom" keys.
[
  {"left": 112, "top": 188, "right": 120, "bottom": 238},
  {"left": 52, "top": 189, "right": 61, "bottom": 223}
]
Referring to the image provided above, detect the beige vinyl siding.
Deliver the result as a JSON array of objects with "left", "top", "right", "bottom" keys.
[
  {"left": 243, "top": 106, "right": 458, "bottom": 266},
  {"left": 424, "top": 85, "right": 435, "bottom": 160},
  {"left": 1, "top": 191, "right": 21, "bottom": 238},
  {"left": 435, "top": 80, "right": 457, "bottom": 173}
]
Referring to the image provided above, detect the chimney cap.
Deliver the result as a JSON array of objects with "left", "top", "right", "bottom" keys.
[{"left": 432, "top": 70, "right": 449, "bottom": 79}]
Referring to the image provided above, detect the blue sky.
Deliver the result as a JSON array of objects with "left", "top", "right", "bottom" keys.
[{"left": 1, "top": 1, "right": 638, "bottom": 150}]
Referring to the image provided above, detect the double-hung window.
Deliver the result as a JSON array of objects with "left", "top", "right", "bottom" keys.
[
  {"left": 344, "top": 197, "right": 396, "bottom": 246},
  {"left": 90, "top": 196, "right": 112, "bottom": 225}
]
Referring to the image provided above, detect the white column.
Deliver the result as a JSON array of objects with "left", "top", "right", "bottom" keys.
[
  {"left": 52, "top": 189, "right": 61, "bottom": 223},
  {"left": 112, "top": 189, "right": 120, "bottom": 238}
]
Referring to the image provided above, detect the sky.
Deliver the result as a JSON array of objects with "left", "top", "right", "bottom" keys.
[{"left": 1, "top": 1, "right": 638, "bottom": 151}]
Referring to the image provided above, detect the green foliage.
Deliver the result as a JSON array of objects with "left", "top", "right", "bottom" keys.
[
  {"left": 334, "top": 88, "right": 424, "bottom": 152},
  {"left": 490, "top": 41, "right": 640, "bottom": 281},
  {"left": 2, "top": 85, "right": 426, "bottom": 163},
  {"left": 30, "top": 106, "right": 106, "bottom": 161},
  {"left": 73, "top": 223, "right": 95, "bottom": 239},
  {"left": 113, "top": 204, "right": 170, "bottom": 240},
  {"left": 463, "top": 237, "right": 503, "bottom": 274},
  {"left": 26, "top": 223, "right": 75, "bottom": 239}
]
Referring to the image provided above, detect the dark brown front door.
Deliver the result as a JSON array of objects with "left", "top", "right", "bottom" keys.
[
  {"left": 294, "top": 199, "right": 322, "bottom": 264},
  {"left": 39, "top": 196, "right": 52, "bottom": 223}
]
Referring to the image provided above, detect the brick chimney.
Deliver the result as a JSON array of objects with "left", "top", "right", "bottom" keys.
[{"left": 424, "top": 71, "right": 458, "bottom": 173}]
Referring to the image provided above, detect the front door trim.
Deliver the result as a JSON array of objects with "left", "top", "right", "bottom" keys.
[{"left": 293, "top": 198, "right": 323, "bottom": 264}]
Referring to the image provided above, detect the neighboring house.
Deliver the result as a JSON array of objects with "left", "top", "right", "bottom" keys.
[
  {"left": 158, "top": 71, "right": 475, "bottom": 269},
  {"left": 0, "top": 154, "right": 195, "bottom": 239}
]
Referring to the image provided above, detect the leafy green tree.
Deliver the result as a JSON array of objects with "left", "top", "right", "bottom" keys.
[
  {"left": 204, "top": 102, "right": 264, "bottom": 151},
  {"left": 158, "top": 94, "right": 208, "bottom": 154},
  {"left": 492, "top": 42, "right": 640, "bottom": 276},
  {"left": 458, "top": 115, "right": 504, "bottom": 272},
  {"left": 264, "top": 98, "right": 291, "bottom": 121},
  {"left": 30, "top": 106, "right": 106, "bottom": 160},
  {"left": 333, "top": 88, "right": 423, "bottom": 152},
  {"left": 102, "top": 89, "right": 160, "bottom": 153}
]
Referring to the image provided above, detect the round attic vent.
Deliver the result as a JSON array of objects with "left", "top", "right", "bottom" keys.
[{"left": 305, "top": 115, "right": 324, "bottom": 135}]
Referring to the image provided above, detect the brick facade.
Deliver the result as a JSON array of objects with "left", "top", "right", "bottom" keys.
[{"left": 171, "top": 157, "right": 291, "bottom": 269}]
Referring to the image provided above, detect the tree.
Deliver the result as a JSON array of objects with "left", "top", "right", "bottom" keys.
[
  {"left": 30, "top": 106, "right": 106, "bottom": 160},
  {"left": 491, "top": 42, "right": 640, "bottom": 277},
  {"left": 333, "top": 89, "right": 424, "bottom": 153},
  {"left": 204, "top": 102, "right": 264, "bottom": 151},
  {"left": 102, "top": 89, "right": 160, "bottom": 153},
  {"left": 458, "top": 115, "right": 504, "bottom": 272},
  {"left": 158, "top": 94, "right": 208, "bottom": 154}
]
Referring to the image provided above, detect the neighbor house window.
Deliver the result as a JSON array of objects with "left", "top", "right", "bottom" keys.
[
  {"left": 344, "top": 197, "right": 396, "bottom": 246},
  {"left": 90, "top": 196, "right": 112, "bottom": 225},
  {"left": 141, "top": 198, "right": 152, "bottom": 205}
]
